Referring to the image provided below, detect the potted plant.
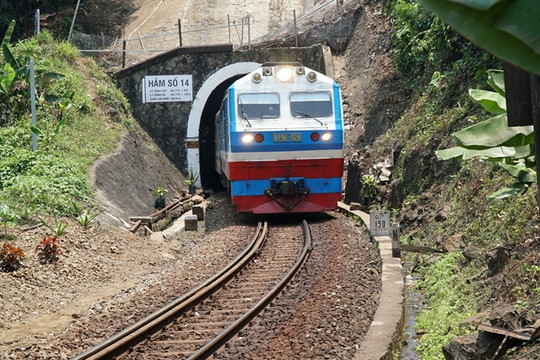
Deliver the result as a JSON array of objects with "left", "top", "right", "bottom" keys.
[
  {"left": 185, "top": 168, "right": 199, "bottom": 195},
  {"left": 155, "top": 187, "right": 168, "bottom": 209},
  {"left": 360, "top": 174, "right": 378, "bottom": 205}
]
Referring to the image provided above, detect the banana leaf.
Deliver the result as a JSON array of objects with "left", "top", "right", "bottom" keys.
[
  {"left": 462, "top": 146, "right": 515, "bottom": 160},
  {"left": 436, "top": 144, "right": 533, "bottom": 161},
  {"left": 417, "top": 0, "right": 540, "bottom": 76},
  {"left": 453, "top": 114, "right": 534, "bottom": 149},
  {"left": 0, "top": 63, "right": 15, "bottom": 94},
  {"left": 1, "top": 20, "right": 15, "bottom": 51},
  {"left": 512, "top": 144, "right": 534, "bottom": 159},
  {"left": 444, "top": 0, "right": 505, "bottom": 11},
  {"left": 499, "top": 162, "right": 537, "bottom": 183},
  {"left": 488, "top": 182, "right": 529, "bottom": 199},
  {"left": 435, "top": 147, "right": 464, "bottom": 160},
  {"left": 487, "top": 70, "right": 505, "bottom": 96},
  {"left": 2, "top": 44, "right": 20, "bottom": 72},
  {"left": 468, "top": 89, "right": 506, "bottom": 114}
]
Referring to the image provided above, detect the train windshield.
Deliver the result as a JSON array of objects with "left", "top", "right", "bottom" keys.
[
  {"left": 237, "top": 93, "right": 280, "bottom": 119},
  {"left": 290, "top": 92, "right": 333, "bottom": 118}
]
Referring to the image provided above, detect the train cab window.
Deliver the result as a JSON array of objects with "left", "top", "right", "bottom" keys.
[
  {"left": 237, "top": 93, "right": 280, "bottom": 119},
  {"left": 290, "top": 92, "right": 333, "bottom": 118}
]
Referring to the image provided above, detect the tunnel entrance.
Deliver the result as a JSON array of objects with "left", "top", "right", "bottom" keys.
[{"left": 198, "top": 75, "right": 244, "bottom": 191}]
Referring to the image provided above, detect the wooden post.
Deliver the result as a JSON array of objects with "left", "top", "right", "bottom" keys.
[
  {"left": 504, "top": 62, "right": 533, "bottom": 126},
  {"left": 67, "top": 0, "right": 81, "bottom": 42},
  {"left": 35, "top": 9, "right": 40, "bottom": 35},
  {"left": 247, "top": 16, "right": 251, "bottom": 49},
  {"left": 137, "top": 32, "right": 145, "bottom": 50},
  {"left": 30, "top": 59, "right": 37, "bottom": 151},
  {"left": 122, "top": 40, "right": 126, "bottom": 68},
  {"left": 531, "top": 74, "right": 540, "bottom": 210},
  {"left": 293, "top": 10, "right": 298, "bottom": 47},
  {"left": 178, "top": 19, "right": 183, "bottom": 46}
]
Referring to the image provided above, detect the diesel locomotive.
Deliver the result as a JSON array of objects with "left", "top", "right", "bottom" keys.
[{"left": 215, "top": 62, "right": 344, "bottom": 214}]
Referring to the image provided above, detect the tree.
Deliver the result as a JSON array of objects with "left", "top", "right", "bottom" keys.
[
  {"left": 417, "top": 0, "right": 540, "bottom": 76},
  {"left": 419, "top": 0, "right": 540, "bottom": 206}
]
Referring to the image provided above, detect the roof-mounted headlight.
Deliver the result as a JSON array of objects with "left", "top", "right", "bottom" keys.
[
  {"left": 252, "top": 72, "right": 262, "bottom": 83},
  {"left": 276, "top": 66, "right": 294, "bottom": 83},
  {"left": 306, "top": 71, "right": 317, "bottom": 82}
]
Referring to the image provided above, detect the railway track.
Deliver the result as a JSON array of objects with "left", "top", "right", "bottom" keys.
[{"left": 71, "top": 220, "right": 311, "bottom": 359}]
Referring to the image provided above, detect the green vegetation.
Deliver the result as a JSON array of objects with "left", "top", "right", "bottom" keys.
[
  {"left": 360, "top": 174, "right": 378, "bottom": 201},
  {"left": 418, "top": 0, "right": 540, "bottom": 76},
  {"left": 155, "top": 187, "right": 168, "bottom": 209},
  {"left": 380, "top": 1, "right": 539, "bottom": 359},
  {"left": 415, "top": 253, "right": 479, "bottom": 358},
  {"left": 0, "top": 28, "right": 134, "bottom": 224},
  {"left": 72, "top": 201, "right": 102, "bottom": 228},
  {"left": 437, "top": 70, "right": 536, "bottom": 199},
  {"left": 387, "top": 0, "right": 496, "bottom": 98}
]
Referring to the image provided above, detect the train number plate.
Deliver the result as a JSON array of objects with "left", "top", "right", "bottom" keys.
[{"left": 272, "top": 133, "right": 302, "bottom": 143}]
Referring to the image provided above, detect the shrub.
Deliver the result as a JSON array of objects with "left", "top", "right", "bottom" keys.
[
  {"left": 0, "top": 242, "right": 25, "bottom": 272},
  {"left": 72, "top": 201, "right": 102, "bottom": 227},
  {"left": 35, "top": 236, "right": 62, "bottom": 264},
  {"left": 40, "top": 214, "right": 68, "bottom": 237}
]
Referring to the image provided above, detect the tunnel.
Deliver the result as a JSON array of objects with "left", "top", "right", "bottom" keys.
[{"left": 198, "top": 75, "right": 244, "bottom": 192}]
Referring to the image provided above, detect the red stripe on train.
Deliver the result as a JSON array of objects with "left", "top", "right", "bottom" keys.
[
  {"left": 231, "top": 193, "right": 342, "bottom": 214},
  {"left": 228, "top": 158, "right": 343, "bottom": 181}
]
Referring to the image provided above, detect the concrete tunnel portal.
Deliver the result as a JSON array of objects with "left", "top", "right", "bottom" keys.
[{"left": 187, "top": 62, "right": 261, "bottom": 192}]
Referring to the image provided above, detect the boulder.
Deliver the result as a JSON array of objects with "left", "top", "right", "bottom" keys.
[
  {"left": 485, "top": 247, "right": 510, "bottom": 276},
  {"left": 489, "top": 304, "right": 520, "bottom": 330},
  {"left": 442, "top": 234, "right": 464, "bottom": 252},
  {"left": 462, "top": 245, "right": 481, "bottom": 262},
  {"left": 442, "top": 332, "right": 499, "bottom": 360}
]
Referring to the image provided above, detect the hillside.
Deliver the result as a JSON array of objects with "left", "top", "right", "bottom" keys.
[{"left": 343, "top": 2, "right": 540, "bottom": 359}]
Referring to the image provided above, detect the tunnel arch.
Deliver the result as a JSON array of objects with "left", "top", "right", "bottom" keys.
[{"left": 186, "top": 62, "right": 261, "bottom": 188}]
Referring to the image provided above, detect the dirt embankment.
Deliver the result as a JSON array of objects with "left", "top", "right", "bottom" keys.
[{"left": 91, "top": 130, "right": 187, "bottom": 227}]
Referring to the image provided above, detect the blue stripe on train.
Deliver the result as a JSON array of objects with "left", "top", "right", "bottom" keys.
[
  {"left": 333, "top": 83, "right": 343, "bottom": 130},
  {"left": 230, "top": 130, "right": 343, "bottom": 153},
  {"left": 231, "top": 177, "right": 342, "bottom": 196}
]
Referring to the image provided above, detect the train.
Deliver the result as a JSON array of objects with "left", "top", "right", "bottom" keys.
[{"left": 215, "top": 62, "right": 344, "bottom": 214}]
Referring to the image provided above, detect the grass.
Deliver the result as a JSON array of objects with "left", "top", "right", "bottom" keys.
[
  {"left": 414, "top": 252, "right": 480, "bottom": 359},
  {"left": 0, "top": 31, "right": 134, "bottom": 220}
]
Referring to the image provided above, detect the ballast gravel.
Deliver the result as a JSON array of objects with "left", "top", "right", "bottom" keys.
[{"left": 0, "top": 195, "right": 380, "bottom": 359}]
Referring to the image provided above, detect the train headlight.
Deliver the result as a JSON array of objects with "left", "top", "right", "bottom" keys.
[
  {"left": 252, "top": 72, "right": 262, "bottom": 83},
  {"left": 306, "top": 71, "right": 317, "bottom": 82},
  {"left": 321, "top": 132, "right": 332, "bottom": 141},
  {"left": 276, "top": 66, "right": 294, "bottom": 83},
  {"left": 242, "top": 133, "right": 254, "bottom": 143}
]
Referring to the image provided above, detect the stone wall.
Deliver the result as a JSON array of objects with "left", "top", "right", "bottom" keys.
[{"left": 114, "top": 45, "right": 330, "bottom": 175}]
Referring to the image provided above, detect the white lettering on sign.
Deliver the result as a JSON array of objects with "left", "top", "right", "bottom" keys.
[
  {"left": 143, "top": 75, "right": 193, "bottom": 103},
  {"left": 370, "top": 210, "right": 391, "bottom": 236}
]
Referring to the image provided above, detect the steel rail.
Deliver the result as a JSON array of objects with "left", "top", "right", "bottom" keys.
[
  {"left": 70, "top": 220, "right": 268, "bottom": 360},
  {"left": 187, "top": 219, "right": 312, "bottom": 360}
]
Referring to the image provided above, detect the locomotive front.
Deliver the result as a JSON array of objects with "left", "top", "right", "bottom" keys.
[{"left": 215, "top": 63, "right": 344, "bottom": 214}]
